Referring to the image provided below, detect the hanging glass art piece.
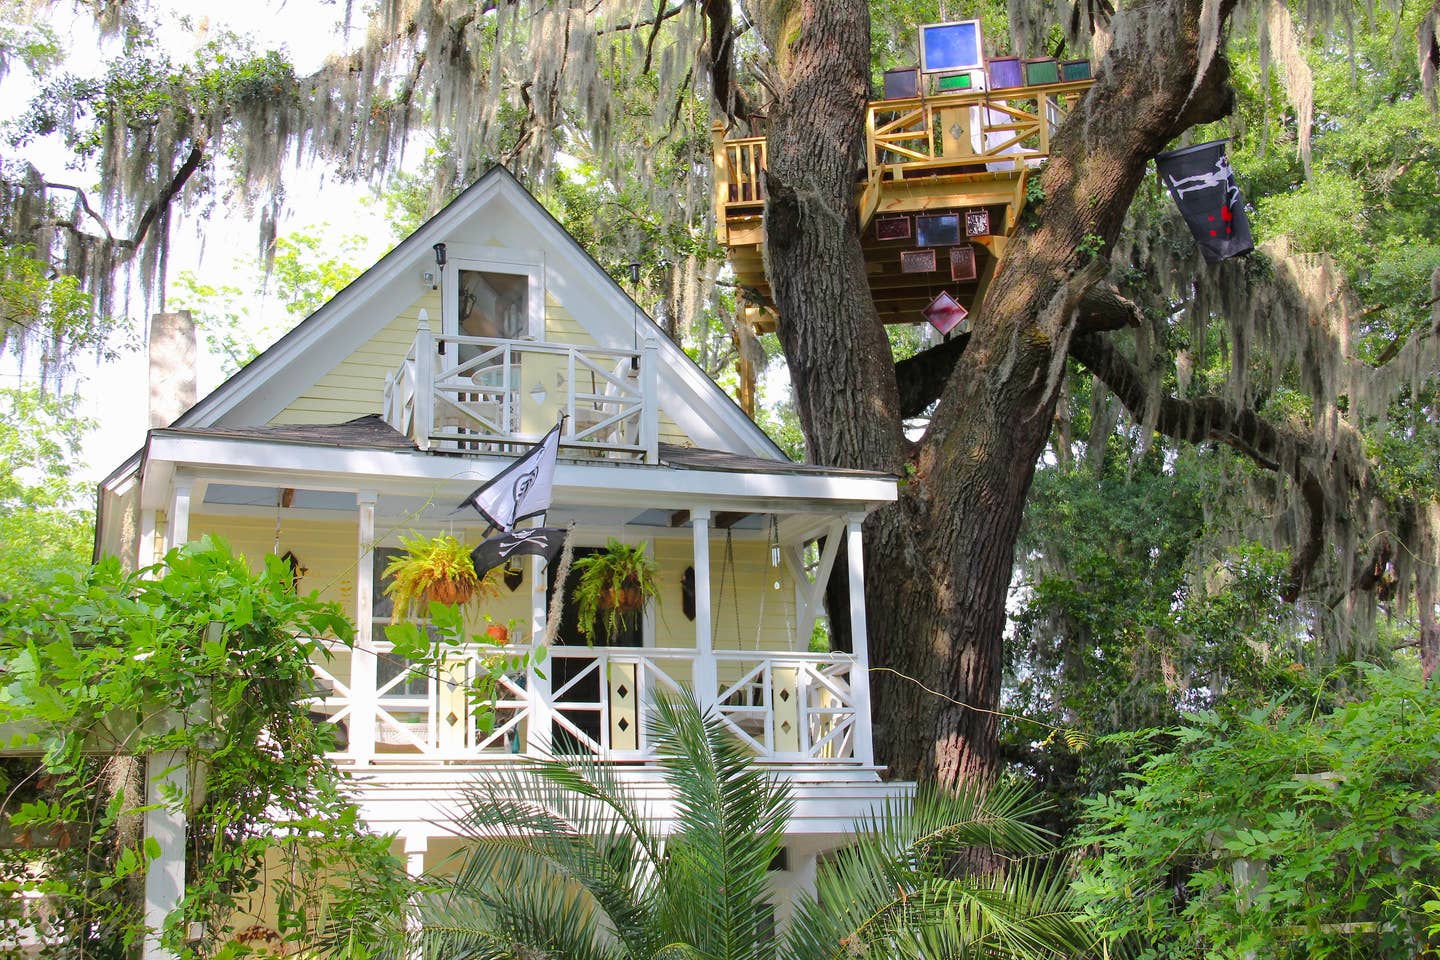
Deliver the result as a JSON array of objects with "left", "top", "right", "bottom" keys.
[
  {"left": 875, "top": 215, "right": 912, "bottom": 241},
  {"left": 965, "top": 209, "right": 991, "bottom": 237},
  {"left": 900, "top": 249, "right": 938, "bottom": 273},
  {"left": 923, "top": 291, "right": 969, "bottom": 334},
  {"left": 950, "top": 245, "right": 978, "bottom": 281}
]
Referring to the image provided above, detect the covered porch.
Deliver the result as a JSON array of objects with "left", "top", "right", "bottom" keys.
[{"left": 126, "top": 424, "right": 898, "bottom": 771}]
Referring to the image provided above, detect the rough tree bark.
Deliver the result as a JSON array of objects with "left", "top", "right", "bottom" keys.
[{"left": 753, "top": 0, "right": 1238, "bottom": 785}]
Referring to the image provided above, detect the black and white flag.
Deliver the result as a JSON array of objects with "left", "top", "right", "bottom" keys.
[
  {"left": 458, "top": 423, "right": 561, "bottom": 531},
  {"left": 1155, "top": 139, "right": 1254, "bottom": 263},
  {"left": 470, "top": 526, "right": 569, "bottom": 578}
]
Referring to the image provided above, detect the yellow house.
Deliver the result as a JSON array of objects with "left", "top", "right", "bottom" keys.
[{"left": 92, "top": 167, "right": 910, "bottom": 957}]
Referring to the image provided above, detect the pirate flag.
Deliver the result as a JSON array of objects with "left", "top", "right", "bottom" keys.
[
  {"left": 1155, "top": 139, "right": 1254, "bottom": 263},
  {"left": 458, "top": 423, "right": 561, "bottom": 531},
  {"left": 470, "top": 526, "right": 569, "bottom": 578}
]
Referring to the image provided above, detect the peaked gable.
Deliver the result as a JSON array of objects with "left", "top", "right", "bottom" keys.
[{"left": 174, "top": 167, "right": 784, "bottom": 460}]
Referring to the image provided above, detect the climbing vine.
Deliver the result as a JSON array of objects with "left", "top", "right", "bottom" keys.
[{"left": 0, "top": 537, "right": 412, "bottom": 957}]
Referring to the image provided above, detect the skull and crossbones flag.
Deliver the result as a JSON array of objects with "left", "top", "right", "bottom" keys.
[
  {"left": 457, "top": 422, "right": 561, "bottom": 531},
  {"left": 1155, "top": 139, "right": 1254, "bottom": 263},
  {"left": 470, "top": 526, "right": 569, "bottom": 578}
]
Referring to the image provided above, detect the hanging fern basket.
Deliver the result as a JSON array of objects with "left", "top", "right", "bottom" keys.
[
  {"left": 599, "top": 581, "right": 644, "bottom": 613},
  {"left": 426, "top": 577, "right": 476, "bottom": 607}
]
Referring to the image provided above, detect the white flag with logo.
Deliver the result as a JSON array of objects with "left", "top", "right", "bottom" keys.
[{"left": 458, "top": 423, "right": 561, "bottom": 531}]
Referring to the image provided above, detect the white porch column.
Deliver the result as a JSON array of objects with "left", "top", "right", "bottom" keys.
[
  {"left": 691, "top": 510, "right": 716, "bottom": 710},
  {"left": 138, "top": 509, "right": 158, "bottom": 570},
  {"left": 142, "top": 751, "right": 187, "bottom": 960},
  {"left": 526, "top": 553, "right": 553, "bottom": 753},
  {"left": 350, "top": 492, "right": 378, "bottom": 766},
  {"left": 163, "top": 480, "right": 193, "bottom": 553},
  {"left": 402, "top": 833, "right": 429, "bottom": 878},
  {"left": 846, "top": 514, "right": 877, "bottom": 767},
  {"left": 770, "top": 852, "right": 819, "bottom": 931}
]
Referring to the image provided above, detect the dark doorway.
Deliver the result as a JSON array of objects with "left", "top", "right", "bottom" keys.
[{"left": 547, "top": 547, "right": 644, "bottom": 752}]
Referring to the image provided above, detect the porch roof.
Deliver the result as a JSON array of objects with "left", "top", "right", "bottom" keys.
[
  {"left": 162, "top": 415, "right": 897, "bottom": 482},
  {"left": 125, "top": 416, "right": 899, "bottom": 519}
]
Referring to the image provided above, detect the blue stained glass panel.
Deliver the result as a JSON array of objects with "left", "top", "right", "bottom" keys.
[{"left": 920, "top": 21, "right": 984, "bottom": 74}]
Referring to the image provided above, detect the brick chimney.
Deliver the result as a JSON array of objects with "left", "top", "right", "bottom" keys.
[{"left": 148, "top": 310, "right": 197, "bottom": 429}]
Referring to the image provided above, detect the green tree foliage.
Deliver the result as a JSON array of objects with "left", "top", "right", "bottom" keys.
[
  {"left": 0, "top": 244, "right": 118, "bottom": 383},
  {"left": 169, "top": 228, "right": 366, "bottom": 375},
  {"left": 417, "top": 694, "right": 1096, "bottom": 960},
  {"left": 0, "top": 387, "right": 94, "bottom": 576},
  {"left": 1010, "top": 447, "right": 1314, "bottom": 826},
  {"left": 1075, "top": 665, "right": 1440, "bottom": 959},
  {"left": 0, "top": 538, "right": 411, "bottom": 957}
]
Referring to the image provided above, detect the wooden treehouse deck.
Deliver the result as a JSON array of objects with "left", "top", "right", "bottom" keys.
[{"left": 712, "top": 78, "right": 1095, "bottom": 335}]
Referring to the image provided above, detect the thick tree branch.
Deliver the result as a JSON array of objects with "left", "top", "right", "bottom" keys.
[
  {"left": 126, "top": 141, "right": 206, "bottom": 253},
  {"left": 894, "top": 284, "right": 1140, "bottom": 419},
  {"left": 701, "top": 0, "right": 751, "bottom": 121},
  {"left": 1069, "top": 331, "right": 1331, "bottom": 599}
]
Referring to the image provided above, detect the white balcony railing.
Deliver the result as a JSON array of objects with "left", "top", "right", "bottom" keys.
[
  {"left": 308, "top": 643, "right": 867, "bottom": 766},
  {"left": 382, "top": 328, "right": 660, "bottom": 463}
]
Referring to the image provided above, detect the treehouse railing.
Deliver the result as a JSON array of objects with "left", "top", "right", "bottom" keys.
[
  {"left": 308, "top": 642, "right": 870, "bottom": 766},
  {"left": 711, "top": 79, "right": 1094, "bottom": 233},
  {"left": 865, "top": 79, "right": 1091, "bottom": 176},
  {"left": 381, "top": 326, "right": 660, "bottom": 463}
]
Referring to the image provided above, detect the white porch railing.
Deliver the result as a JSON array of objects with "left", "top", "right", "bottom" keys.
[
  {"left": 308, "top": 643, "right": 869, "bottom": 766},
  {"left": 382, "top": 327, "right": 660, "bottom": 463}
]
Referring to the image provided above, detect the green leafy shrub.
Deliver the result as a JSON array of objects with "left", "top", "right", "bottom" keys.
[{"left": 1075, "top": 665, "right": 1440, "bottom": 959}]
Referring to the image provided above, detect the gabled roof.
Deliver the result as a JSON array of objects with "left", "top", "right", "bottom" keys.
[{"left": 170, "top": 166, "right": 785, "bottom": 460}]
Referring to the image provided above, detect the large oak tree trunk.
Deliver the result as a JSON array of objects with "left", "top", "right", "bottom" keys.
[{"left": 756, "top": 0, "right": 1237, "bottom": 786}]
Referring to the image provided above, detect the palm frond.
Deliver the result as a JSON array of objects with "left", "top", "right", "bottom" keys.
[
  {"left": 646, "top": 694, "right": 794, "bottom": 960},
  {"left": 447, "top": 760, "right": 662, "bottom": 957},
  {"left": 786, "top": 784, "right": 1090, "bottom": 960},
  {"left": 418, "top": 872, "right": 623, "bottom": 960}
]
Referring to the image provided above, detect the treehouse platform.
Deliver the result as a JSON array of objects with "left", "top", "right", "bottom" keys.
[{"left": 711, "top": 77, "right": 1095, "bottom": 335}]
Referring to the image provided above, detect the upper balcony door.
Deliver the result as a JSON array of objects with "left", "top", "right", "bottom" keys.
[{"left": 439, "top": 255, "right": 551, "bottom": 443}]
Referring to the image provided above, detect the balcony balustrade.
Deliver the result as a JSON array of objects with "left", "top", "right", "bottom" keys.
[
  {"left": 382, "top": 328, "right": 660, "bottom": 462},
  {"left": 308, "top": 641, "right": 867, "bottom": 766}
]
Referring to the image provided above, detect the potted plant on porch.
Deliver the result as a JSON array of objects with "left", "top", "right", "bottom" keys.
[
  {"left": 571, "top": 538, "right": 660, "bottom": 640},
  {"left": 383, "top": 533, "right": 498, "bottom": 619}
]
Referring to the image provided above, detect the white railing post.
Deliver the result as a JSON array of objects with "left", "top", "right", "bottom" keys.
[
  {"left": 526, "top": 553, "right": 553, "bottom": 754},
  {"left": 413, "top": 315, "right": 435, "bottom": 451},
  {"left": 142, "top": 751, "right": 187, "bottom": 960},
  {"left": 566, "top": 347, "right": 577, "bottom": 439},
  {"left": 641, "top": 338, "right": 660, "bottom": 463},
  {"left": 350, "top": 492, "right": 378, "bottom": 766},
  {"left": 845, "top": 514, "right": 876, "bottom": 767},
  {"left": 691, "top": 510, "right": 717, "bottom": 711}
]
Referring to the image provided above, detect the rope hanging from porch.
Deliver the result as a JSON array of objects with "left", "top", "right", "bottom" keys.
[{"left": 712, "top": 527, "right": 743, "bottom": 648}]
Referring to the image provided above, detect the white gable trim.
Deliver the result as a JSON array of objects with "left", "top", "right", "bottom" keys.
[{"left": 172, "top": 167, "right": 785, "bottom": 460}]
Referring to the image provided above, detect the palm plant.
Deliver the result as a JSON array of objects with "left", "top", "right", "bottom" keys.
[{"left": 412, "top": 694, "right": 1097, "bottom": 960}]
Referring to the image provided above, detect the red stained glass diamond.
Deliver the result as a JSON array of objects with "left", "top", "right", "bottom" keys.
[{"left": 923, "top": 291, "right": 969, "bottom": 334}]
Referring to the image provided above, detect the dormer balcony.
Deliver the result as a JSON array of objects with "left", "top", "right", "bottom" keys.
[{"left": 382, "top": 324, "right": 660, "bottom": 463}]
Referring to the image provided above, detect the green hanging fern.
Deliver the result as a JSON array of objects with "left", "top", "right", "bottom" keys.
[
  {"left": 382, "top": 533, "right": 496, "bottom": 620},
  {"left": 570, "top": 538, "right": 659, "bottom": 641}
]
